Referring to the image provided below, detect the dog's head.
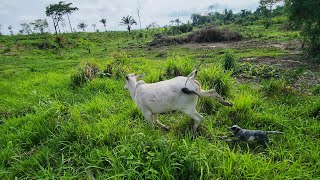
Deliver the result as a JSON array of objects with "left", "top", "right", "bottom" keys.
[{"left": 229, "top": 125, "right": 241, "bottom": 133}]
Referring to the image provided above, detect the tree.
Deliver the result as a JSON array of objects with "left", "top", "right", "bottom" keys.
[
  {"left": 169, "top": 20, "right": 175, "bottom": 26},
  {"left": 45, "top": 1, "right": 65, "bottom": 34},
  {"left": 136, "top": 0, "right": 142, "bottom": 30},
  {"left": 120, "top": 15, "right": 137, "bottom": 33},
  {"left": 8, "top": 25, "right": 13, "bottom": 35},
  {"left": 191, "top": 13, "right": 212, "bottom": 26},
  {"left": 30, "top": 19, "right": 49, "bottom": 34},
  {"left": 62, "top": 2, "right": 79, "bottom": 33},
  {"left": 259, "top": 0, "right": 283, "bottom": 28},
  {"left": 286, "top": 0, "right": 320, "bottom": 61},
  {"left": 174, "top": 18, "right": 181, "bottom": 26},
  {"left": 77, "top": 22, "right": 87, "bottom": 32},
  {"left": 0, "top": 24, "right": 3, "bottom": 35},
  {"left": 99, "top": 18, "right": 107, "bottom": 31},
  {"left": 61, "top": 20, "right": 66, "bottom": 33},
  {"left": 223, "top": 9, "right": 234, "bottom": 24},
  {"left": 20, "top": 23, "right": 32, "bottom": 35},
  {"left": 146, "top": 22, "right": 159, "bottom": 30},
  {"left": 92, "top": 24, "right": 96, "bottom": 32}
]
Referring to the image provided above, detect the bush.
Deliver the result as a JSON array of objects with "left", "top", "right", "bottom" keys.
[
  {"left": 37, "top": 40, "right": 53, "bottom": 50},
  {"left": 198, "top": 65, "right": 234, "bottom": 97},
  {"left": 261, "top": 78, "right": 287, "bottom": 95},
  {"left": 149, "top": 26, "right": 241, "bottom": 46},
  {"left": 164, "top": 56, "right": 194, "bottom": 78},
  {"left": 102, "top": 51, "right": 130, "bottom": 79},
  {"left": 167, "top": 24, "right": 193, "bottom": 35},
  {"left": 286, "top": 0, "right": 320, "bottom": 62},
  {"left": 55, "top": 35, "right": 69, "bottom": 48},
  {"left": 71, "top": 61, "right": 101, "bottom": 88},
  {"left": 186, "top": 26, "right": 242, "bottom": 43},
  {"left": 224, "top": 51, "right": 237, "bottom": 71}
]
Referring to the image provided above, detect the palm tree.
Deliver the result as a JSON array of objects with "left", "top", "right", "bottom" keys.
[
  {"left": 169, "top": 20, "right": 175, "bottom": 26},
  {"left": 99, "top": 18, "right": 107, "bottom": 31},
  {"left": 92, "top": 24, "right": 96, "bottom": 32},
  {"left": 63, "top": 2, "right": 79, "bottom": 33},
  {"left": 77, "top": 22, "right": 87, "bottom": 32},
  {"left": 8, "top": 25, "right": 13, "bottom": 35},
  {"left": 120, "top": 15, "right": 137, "bottom": 33},
  {"left": 175, "top": 18, "right": 181, "bottom": 26}
]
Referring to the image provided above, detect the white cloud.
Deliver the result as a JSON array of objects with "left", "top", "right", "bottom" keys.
[{"left": 0, "top": 0, "right": 260, "bottom": 35}]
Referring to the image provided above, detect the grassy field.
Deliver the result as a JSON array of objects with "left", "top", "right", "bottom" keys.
[{"left": 0, "top": 24, "right": 319, "bottom": 179}]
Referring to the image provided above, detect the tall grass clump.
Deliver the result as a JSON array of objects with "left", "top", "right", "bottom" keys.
[
  {"left": 164, "top": 55, "right": 194, "bottom": 78},
  {"left": 224, "top": 51, "right": 237, "bottom": 71},
  {"left": 198, "top": 65, "right": 234, "bottom": 97},
  {"left": 104, "top": 51, "right": 130, "bottom": 79},
  {"left": 227, "top": 85, "right": 262, "bottom": 124},
  {"left": 144, "top": 70, "right": 164, "bottom": 83},
  {"left": 71, "top": 61, "right": 101, "bottom": 88},
  {"left": 261, "top": 78, "right": 288, "bottom": 95}
]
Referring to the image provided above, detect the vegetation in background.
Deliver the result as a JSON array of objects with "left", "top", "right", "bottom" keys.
[
  {"left": 120, "top": 15, "right": 137, "bottom": 33},
  {"left": 0, "top": 1, "right": 320, "bottom": 179},
  {"left": 286, "top": 0, "right": 320, "bottom": 62},
  {"left": 77, "top": 22, "right": 88, "bottom": 32},
  {"left": 224, "top": 51, "right": 237, "bottom": 71},
  {"left": 99, "top": 18, "right": 107, "bottom": 31}
]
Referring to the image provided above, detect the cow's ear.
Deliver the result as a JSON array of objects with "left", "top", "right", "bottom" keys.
[{"left": 137, "top": 74, "right": 145, "bottom": 79}]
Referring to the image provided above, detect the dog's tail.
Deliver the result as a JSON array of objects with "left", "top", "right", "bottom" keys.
[{"left": 266, "top": 131, "right": 284, "bottom": 135}]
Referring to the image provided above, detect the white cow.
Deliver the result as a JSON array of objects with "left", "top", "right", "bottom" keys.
[{"left": 124, "top": 70, "right": 233, "bottom": 131}]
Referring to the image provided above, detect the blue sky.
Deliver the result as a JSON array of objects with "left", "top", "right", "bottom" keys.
[{"left": 0, "top": 0, "right": 260, "bottom": 35}]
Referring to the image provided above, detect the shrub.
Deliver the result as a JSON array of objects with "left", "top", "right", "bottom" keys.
[
  {"left": 224, "top": 51, "right": 237, "bottom": 71},
  {"left": 37, "top": 40, "right": 52, "bottom": 50},
  {"left": 149, "top": 27, "right": 241, "bottom": 46},
  {"left": 167, "top": 27, "right": 182, "bottom": 35},
  {"left": 71, "top": 61, "right": 101, "bottom": 88},
  {"left": 198, "top": 65, "right": 234, "bottom": 97},
  {"left": 286, "top": 0, "right": 320, "bottom": 62},
  {"left": 144, "top": 70, "right": 164, "bottom": 83},
  {"left": 3, "top": 47, "right": 11, "bottom": 53},
  {"left": 261, "top": 78, "right": 287, "bottom": 95},
  {"left": 186, "top": 26, "right": 242, "bottom": 43},
  {"left": 167, "top": 24, "right": 193, "bottom": 35},
  {"left": 55, "top": 35, "right": 69, "bottom": 48},
  {"left": 164, "top": 56, "right": 194, "bottom": 78},
  {"left": 112, "top": 51, "right": 129, "bottom": 65},
  {"left": 102, "top": 51, "right": 130, "bottom": 79},
  {"left": 138, "top": 32, "right": 144, "bottom": 38}
]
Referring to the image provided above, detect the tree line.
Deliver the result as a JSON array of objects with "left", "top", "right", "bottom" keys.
[{"left": 0, "top": 0, "right": 319, "bottom": 61}]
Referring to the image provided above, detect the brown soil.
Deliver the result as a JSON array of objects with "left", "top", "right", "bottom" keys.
[{"left": 181, "top": 39, "right": 303, "bottom": 52}]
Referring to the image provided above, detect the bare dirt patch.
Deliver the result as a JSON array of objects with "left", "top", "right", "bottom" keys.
[{"left": 181, "top": 39, "right": 303, "bottom": 52}]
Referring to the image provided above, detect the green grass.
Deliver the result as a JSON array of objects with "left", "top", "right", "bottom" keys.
[{"left": 0, "top": 25, "right": 319, "bottom": 179}]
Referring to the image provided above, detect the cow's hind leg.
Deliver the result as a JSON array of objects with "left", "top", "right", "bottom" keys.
[
  {"left": 199, "top": 89, "right": 233, "bottom": 106},
  {"left": 182, "top": 109, "right": 203, "bottom": 132},
  {"left": 152, "top": 114, "right": 170, "bottom": 131},
  {"left": 142, "top": 109, "right": 154, "bottom": 128}
]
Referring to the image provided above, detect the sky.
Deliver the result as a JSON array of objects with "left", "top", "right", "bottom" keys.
[{"left": 0, "top": 0, "right": 261, "bottom": 35}]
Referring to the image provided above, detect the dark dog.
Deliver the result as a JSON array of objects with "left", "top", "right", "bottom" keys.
[{"left": 228, "top": 125, "right": 284, "bottom": 144}]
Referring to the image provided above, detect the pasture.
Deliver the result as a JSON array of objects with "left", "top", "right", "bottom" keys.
[{"left": 0, "top": 24, "right": 319, "bottom": 179}]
